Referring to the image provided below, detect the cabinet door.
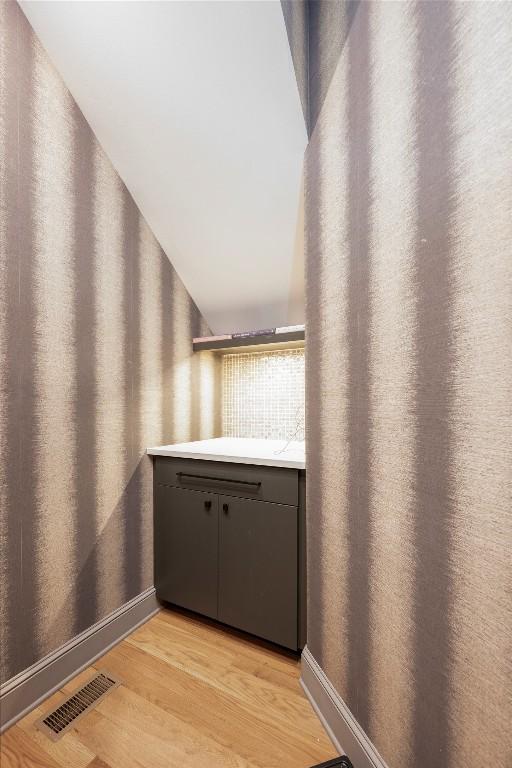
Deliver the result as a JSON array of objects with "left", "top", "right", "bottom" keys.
[
  {"left": 154, "top": 485, "right": 218, "bottom": 619},
  {"left": 218, "top": 495, "right": 298, "bottom": 650}
]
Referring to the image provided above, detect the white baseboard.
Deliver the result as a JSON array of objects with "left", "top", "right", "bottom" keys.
[
  {"left": 0, "top": 587, "right": 160, "bottom": 732},
  {"left": 301, "top": 645, "right": 388, "bottom": 768}
]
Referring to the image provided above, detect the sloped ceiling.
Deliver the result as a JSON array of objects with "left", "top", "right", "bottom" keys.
[{"left": 20, "top": 0, "right": 307, "bottom": 334}]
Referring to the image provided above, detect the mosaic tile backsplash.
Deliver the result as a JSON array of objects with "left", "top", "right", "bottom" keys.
[{"left": 222, "top": 349, "right": 305, "bottom": 441}]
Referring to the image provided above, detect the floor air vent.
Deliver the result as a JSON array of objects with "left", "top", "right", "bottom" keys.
[
  {"left": 36, "top": 671, "right": 121, "bottom": 741},
  {"left": 310, "top": 758, "right": 354, "bottom": 768}
]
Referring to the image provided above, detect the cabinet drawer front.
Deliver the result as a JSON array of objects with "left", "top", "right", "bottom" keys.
[{"left": 154, "top": 457, "right": 298, "bottom": 506}]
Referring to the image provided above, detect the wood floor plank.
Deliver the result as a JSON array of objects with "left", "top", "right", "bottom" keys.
[
  {"left": 155, "top": 610, "right": 300, "bottom": 676},
  {"left": 98, "top": 641, "right": 333, "bottom": 768},
  {"left": 127, "top": 616, "right": 328, "bottom": 744},
  {"left": 2, "top": 608, "right": 336, "bottom": 768},
  {"left": 154, "top": 611, "right": 302, "bottom": 693},
  {"left": 77, "top": 685, "right": 249, "bottom": 768},
  {"left": 16, "top": 699, "right": 96, "bottom": 768},
  {"left": 0, "top": 726, "right": 63, "bottom": 768}
]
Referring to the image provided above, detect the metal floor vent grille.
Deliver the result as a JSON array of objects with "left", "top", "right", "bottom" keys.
[{"left": 36, "top": 671, "right": 121, "bottom": 741}]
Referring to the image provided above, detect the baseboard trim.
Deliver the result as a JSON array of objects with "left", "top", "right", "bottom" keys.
[
  {"left": 301, "top": 646, "right": 388, "bottom": 768},
  {"left": 0, "top": 586, "right": 159, "bottom": 733}
]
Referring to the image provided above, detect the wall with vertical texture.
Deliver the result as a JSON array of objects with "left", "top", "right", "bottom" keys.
[
  {"left": 281, "top": 0, "right": 309, "bottom": 131},
  {"left": 299, "top": 1, "right": 512, "bottom": 766},
  {"left": 0, "top": 1, "right": 220, "bottom": 684}
]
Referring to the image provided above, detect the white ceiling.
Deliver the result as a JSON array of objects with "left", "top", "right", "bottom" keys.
[{"left": 20, "top": 0, "right": 307, "bottom": 334}]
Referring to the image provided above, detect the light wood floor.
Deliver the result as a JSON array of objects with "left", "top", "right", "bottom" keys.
[{"left": 1, "top": 608, "right": 336, "bottom": 768}]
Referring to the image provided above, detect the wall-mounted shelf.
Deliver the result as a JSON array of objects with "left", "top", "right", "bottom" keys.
[{"left": 193, "top": 330, "right": 305, "bottom": 354}]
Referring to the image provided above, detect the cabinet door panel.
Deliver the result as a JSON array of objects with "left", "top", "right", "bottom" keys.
[
  {"left": 218, "top": 496, "right": 297, "bottom": 649},
  {"left": 154, "top": 485, "right": 218, "bottom": 619}
]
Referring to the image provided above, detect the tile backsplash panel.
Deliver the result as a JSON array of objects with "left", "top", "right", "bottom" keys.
[{"left": 222, "top": 349, "right": 305, "bottom": 441}]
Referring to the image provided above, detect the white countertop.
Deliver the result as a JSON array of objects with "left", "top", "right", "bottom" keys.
[{"left": 147, "top": 437, "right": 305, "bottom": 469}]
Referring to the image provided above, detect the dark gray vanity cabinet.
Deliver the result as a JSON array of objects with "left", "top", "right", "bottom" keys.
[{"left": 153, "top": 457, "right": 306, "bottom": 651}]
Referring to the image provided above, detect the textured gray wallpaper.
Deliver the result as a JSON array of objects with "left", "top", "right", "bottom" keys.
[
  {"left": 300, "top": 1, "right": 512, "bottom": 767},
  {"left": 281, "top": 0, "right": 309, "bottom": 130},
  {"left": 0, "top": 1, "right": 220, "bottom": 684}
]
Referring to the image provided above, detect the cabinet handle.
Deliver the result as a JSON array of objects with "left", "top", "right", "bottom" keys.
[
  {"left": 177, "top": 472, "right": 261, "bottom": 490},
  {"left": 222, "top": 503, "right": 229, "bottom": 514},
  {"left": 204, "top": 500, "right": 212, "bottom": 510}
]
